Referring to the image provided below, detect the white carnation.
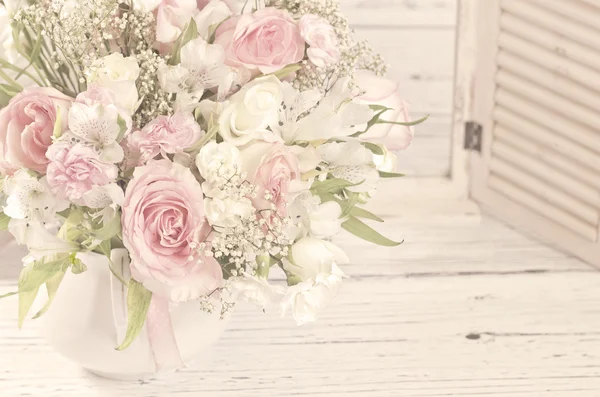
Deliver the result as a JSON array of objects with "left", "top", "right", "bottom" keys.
[{"left": 196, "top": 141, "right": 243, "bottom": 185}]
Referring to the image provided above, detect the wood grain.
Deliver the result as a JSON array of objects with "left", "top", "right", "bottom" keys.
[
  {"left": 0, "top": 214, "right": 597, "bottom": 396},
  {"left": 346, "top": 0, "right": 459, "bottom": 177}
]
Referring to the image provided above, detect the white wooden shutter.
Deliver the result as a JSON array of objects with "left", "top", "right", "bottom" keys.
[{"left": 470, "top": 0, "right": 600, "bottom": 266}]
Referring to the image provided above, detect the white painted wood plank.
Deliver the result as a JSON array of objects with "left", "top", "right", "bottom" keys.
[
  {"left": 355, "top": 28, "right": 456, "bottom": 90},
  {"left": 396, "top": 114, "right": 452, "bottom": 176},
  {"left": 343, "top": 0, "right": 458, "bottom": 27},
  {"left": 351, "top": 28, "right": 457, "bottom": 176},
  {"left": 1, "top": 268, "right": 599, "bottom": 396}
]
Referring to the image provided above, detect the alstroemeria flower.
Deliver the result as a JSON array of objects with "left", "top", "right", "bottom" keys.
[
  {"left": 3, "top": 170, "right": 76, "bottom": 258},
  {"left": 159, "top": 37, "right": 230, "bottom": 110},
  {"left": 270, "top": 82, "right": 321, "bottom": 144},
  {"left": 295, "top": 77, "right": 373, "bottom": 142},
  {"left": 65, "top": 103, "right": 125, "bottom": 163}
]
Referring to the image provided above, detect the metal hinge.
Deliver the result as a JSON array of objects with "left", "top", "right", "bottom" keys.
[{"left": 464, "top": 121, "right": 482, "bottom": 152}]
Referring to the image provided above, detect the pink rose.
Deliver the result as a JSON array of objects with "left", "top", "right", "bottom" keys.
[
  {"left": 122, "top": 159, "right": 223, "bottom": 302},
  {"left": 240, "top": 142, "right": 300, "bottom": 217},
  {"left": 299, "top": 14, "right": 340, "bottom": 68},
  {"left": 214, "top": 8, "right": 305, "bottom": 74},
  {"left": 127, "top": 112, "right": 203, "bottom": 164},
  {"left": 355, "top": 70, "right": 414, "bottom": 150},
  {"left": 46, "top": 143, "right": 118, "bottom": 201},
  {"left": 0, "top": 87, "right": 72, "bottom": 174}
]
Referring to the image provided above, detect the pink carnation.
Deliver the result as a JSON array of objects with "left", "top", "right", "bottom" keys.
[
  {"left": 46, "top": 144, "right": 118, "bottom": 200},
  {"left": 214, "top": 8, "right": 305, "bottom": 74},
  {"left": 122, "top": 159, "right": 223, "bottom": 302},
  {"left": 128, "top": 112, "right": 203, "bottom": 164},
  {"left": 0, "top": 87, "right": 72, "bottom": 174},
  {"left": 299, "top": 14, "right": 340, "bottom": 68}
]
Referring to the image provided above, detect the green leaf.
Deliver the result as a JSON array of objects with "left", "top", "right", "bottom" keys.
[
  {"left": 378, "top": 171, "right": 405, "bottom": 178},
  {"left": 169, "top": 18, "right": 198, "bottom": 65},
  {"left": 369, "top": 104, "right": 392, "bottom": 112},
  {"left": 71, "top": 258, "right": 87, "bottom": 275},
  {"left": 185, "top": 124, "right": 218, "bottom": 153},
  {"left": 362, "top": 142, "right": 384, "bottom": 155},
  {"left": 271, "top": 64, "right": 302, "bottom": 80},
  {"left": 94, "top": 213, "right": 122, "bottom": 241},
  {"left": 116, "top": 280, "right": 153, "bottom": 351},
  {"left": 18, "top": 257, "right": 70, "bottom": 295},
  {"left": 349, "top": 207, "right": 384, "bottom": 222},
  {"left": 0, "top": 212, "right": 10, "bottom": 231},
  {"left": 18, "top": 286, "right": 39, "bottom": 328},
  {"left": 53, "top": 106, "right": 63, "bottom": 138},
  {"left": 342, "top": 216, "right": 402, "bottom": 247},
  {"left": 376, "top": 114, "right": 430, "bottom": 127},
  {"left": 311, "top": 178, "right": 361, "bottom": 194},
  {"left": 32, "top": 270, "right": 66, "bottom": 319},
  {"left": 350, "top": 107, "right": 390, "bottom": 138},
  {"left": 0, "top": 291, "right": 18, "bottom": 299}
]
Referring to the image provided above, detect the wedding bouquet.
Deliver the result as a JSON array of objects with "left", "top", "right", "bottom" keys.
[{"left": 0, "top": 0, "right": 424, "bottom": 353}]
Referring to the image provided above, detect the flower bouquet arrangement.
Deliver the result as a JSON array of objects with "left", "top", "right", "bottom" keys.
[{"left": 0, "top": 0, "right": 424, "bottom": 373}]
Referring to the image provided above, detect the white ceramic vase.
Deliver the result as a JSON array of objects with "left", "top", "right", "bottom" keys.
[{"left": 39, "top": 250, "right": 228, "bottom": 381}]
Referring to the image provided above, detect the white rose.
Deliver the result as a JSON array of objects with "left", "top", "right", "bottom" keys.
[
  {"left": 196, "top": 141, "right": 242, "bottom": 184},
  {"left": 204, "top": 196, "right": 254, "bottom": 227},
  {"left": 219, "top": 76, "right": 284, "bottom": 146},
  {"left": 88, "top": 54, "right": 140, "bottom": 113},
  {"left": 229, "top": 275, "right": 284, "bottom": 308},
  {"left": 282, "top": 237, "right": 349, "bottom": 325},
  {"left": 373, "top": 145, "right": 398, "bottom": 173},
  {"left": 299, "top": 14, "right": 341, "bottom": 68},
  {"left": 282, "top": 265, "right": 346, "bottom": 325},
  {"left": 283, "top": 237, "right": 349, "bottom": 281}
]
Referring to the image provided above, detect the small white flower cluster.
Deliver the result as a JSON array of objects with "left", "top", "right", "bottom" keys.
[
  {"left": 270, "top": 0, "right": 388, "bottom": 92},
  {"left": 0, "top": 0, "right": 419, "bottom": 349}
]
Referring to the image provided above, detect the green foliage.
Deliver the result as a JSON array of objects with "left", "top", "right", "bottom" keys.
[
  {"left": 17, "top": 256, "right": 71, "bottom": 327},
  {"left": 0, "top": 212, "right": 11, "bottom": 230},
  {"left": 311, "top": 178, "right": 361, "bottom": 195},
  {"left": 116, "top": 280, "right": 153, "bottom": 351},
  {"left": 378, "top": 171, "right": 405, "bottom": 178},
  {"left": 342, "top": 216, "right": 403, "bottom": 247},
  {"left": 32, "top": 270, "right": 66, "bottom": 319},
  {"left": 169, "top": 18, "right": 198, "bottom": 65},
  {"left": 271, "top": 64, "right": 302, "bottom": 80}
]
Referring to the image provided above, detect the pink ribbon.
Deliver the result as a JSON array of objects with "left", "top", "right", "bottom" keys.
[
  {"left": 145, "top": 296, "right": 184, "bottom": 371},
  {"left": 109, "top": 249, "right": 183, "bottom": 372}
]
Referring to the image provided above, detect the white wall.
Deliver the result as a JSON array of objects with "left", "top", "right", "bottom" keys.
[{"left": 342, "top": 0, "right": 458, "bottom": 177}]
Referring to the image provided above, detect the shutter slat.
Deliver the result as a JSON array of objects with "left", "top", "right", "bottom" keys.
[
  {"left": 501, "top": 0, "right": 600, "bottom": 52},
  {"left": 488, "top": 175, "right": 597, "bottom": 241},
  {"left": 493, "top": 107, "right": 600, "bottom": 174},
  {"left": 497, "top": 50, "right": 600, "bottom": 112},
  {"left": 495, "top": 88, "right": 600, "bottom": 155},
  {"left": 496, "top": 70, "right": 600, "bottom": 136},
  {"left": 529, "top": 0, "right": 600, "bottom": 33},
  {"left": 500, "top": 11, "right": 600, "bottom": 73},
  {"left": 491, "top": 139, "right": 600, "bottom": 217},
  {"left": 495, "top": 125, "right": 600, "bottom": 191},
  {"left": 471, "top": 0, "right": 600, "bottom": 267},
  {"left": 498, "top": 31, "right": 600, "bottom": 94}
]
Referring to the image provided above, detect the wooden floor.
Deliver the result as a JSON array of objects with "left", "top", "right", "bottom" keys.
[{"left": 1, "top": 208, "right": 599, "bottom": 396}]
